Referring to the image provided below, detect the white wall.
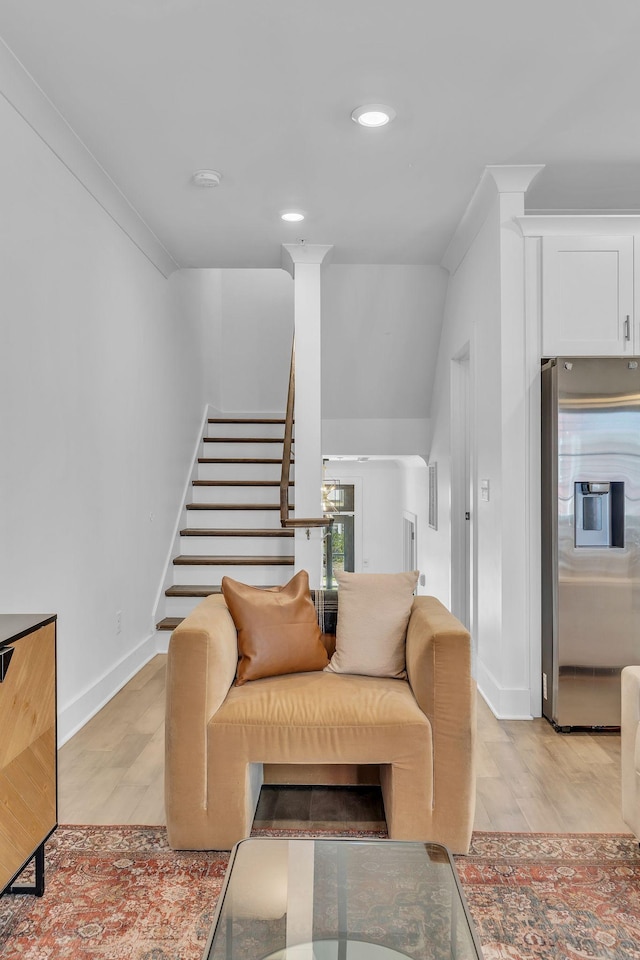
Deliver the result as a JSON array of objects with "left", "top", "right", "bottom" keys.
[
  {"left": 321, "top": 265, "right": 446, "bottom": 455},
  {"left": 323, "top": 418, "right": 431, "bottom": 457},
  {"left": 172, "top": 269, "right": 222, "bottom": 410},
  {"left": 0, "top": 92, "right": 210, "bottom": 742},
  {"left": 323, "top": 459, "right": 420, "bottom": 576},
  {"left": 427, "top": 177, "right": 536, "bottom": 719},
  {"left": 176, "top": 268, "right": 294, "bottom": 414},
  {"left": 219, "top": 269, "right": 293, "bottom": 413},
  {"left": 426, "top": 207, "right": 501, "bottom": 612}
]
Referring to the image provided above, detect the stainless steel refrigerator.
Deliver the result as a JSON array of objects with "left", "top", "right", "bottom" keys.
[{"left": 541, "top": 357, "right": 640, "bottom": 730}]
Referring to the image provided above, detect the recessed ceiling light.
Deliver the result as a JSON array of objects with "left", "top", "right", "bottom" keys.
[
  {"left": 281, "top": 212, "right": 305, "bottom": 222},
  {"left": 192, "top": 169, "right": 222, "bottom": 187},
  {"left": 351, "top": 104, "right": 396, "bottom": 127}
]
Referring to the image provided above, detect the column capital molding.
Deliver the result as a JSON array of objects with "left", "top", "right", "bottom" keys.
[
  {"left": 281, "top": 243, "right": 333, "bottom": 278},
  {"left": 484, "top": 164, "right": 545, "bottom": 195},
  {"left": 442, "top": 165, "right": 545, "bottom": 275}
]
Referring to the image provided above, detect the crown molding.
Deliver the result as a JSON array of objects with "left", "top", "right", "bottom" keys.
[
  {"left": 516, "top": 214, "right": 640, "bottom": 237},
  {"left": 0, "top": 38, "right": 178, "bottom": 278}
]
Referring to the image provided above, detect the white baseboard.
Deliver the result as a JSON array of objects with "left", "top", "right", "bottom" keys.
[
  {"left": 57, "top": 632, "right": 157, "bottom": 746},
  {"left": 477, "top": 660, "right": 533, "bottom": 720},
  {"left": 155, "top": 630, "right": 171, "bottom": 655}
]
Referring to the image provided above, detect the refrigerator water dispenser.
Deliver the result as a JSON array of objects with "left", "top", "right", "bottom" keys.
[{"left": 575, "top": 481, "right": 624, "bottom": 548}]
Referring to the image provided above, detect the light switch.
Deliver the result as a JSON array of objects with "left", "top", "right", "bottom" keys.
[{"left": 480, "top": 479, "right": 490, "bottom": 502}]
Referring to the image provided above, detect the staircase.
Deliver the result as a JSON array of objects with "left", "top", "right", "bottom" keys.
[{"left": 156, "top": 417, "right": 294, "bottom": 632}]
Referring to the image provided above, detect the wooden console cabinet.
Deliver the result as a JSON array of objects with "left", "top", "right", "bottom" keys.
[{"left": 0, "top": 614, "right": 57, "bottom": 896}]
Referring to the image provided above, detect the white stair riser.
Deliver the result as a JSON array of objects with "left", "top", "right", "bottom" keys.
[
  {"left": 202, "top": 441, "right": 284, "bottom": 459},
  {"left": 191, "top": 485, "right": 286, "bottom": 505},
  {"left": 197, "top": 461, "right": 285, "bottom": 482},
  {"left": 206, "top": 422, "right": 285, "bottom": 440},
  {"left": 185, "top": 509, "right": 284, "bottom": 528},
  {"left": 165, "top": 595, "right": 219, "bottom": 618},
  {"left": 164, "top": 589, "right": 285, "bottom": 618},
  {"left": 173, "top": 563, "right": 293, "bottom": 585},
  {"left": 179, "top": 535, "right": 293, "bottom": 555}
]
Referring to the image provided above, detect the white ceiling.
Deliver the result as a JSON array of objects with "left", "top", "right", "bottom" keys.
[{"left": 2, "top": 0, "right": 640, "bottom": 268}]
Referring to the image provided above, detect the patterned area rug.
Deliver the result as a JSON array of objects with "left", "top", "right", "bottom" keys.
[{"left": 0, "top": 827, "right": 639, "bottom": 959}]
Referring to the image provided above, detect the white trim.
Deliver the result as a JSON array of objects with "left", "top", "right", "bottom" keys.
[
  {"left": 442, "top": 165, "right": 544, "bottom": 275},
  {"left": 525, "top": 237, "right": 543, "bottom": 717},
  {"left": 0, "top": 37, "right": 178, "bottom": 278},
  {"left": 58, "top": 632, "right": 157, "bottom": 745},
  {"left": 496, "top": 189, "right": 534, "bottom": 719},
  {"left": 485, "top": 164, "right": 545, "bottom": 195},
  {"left": 281, "top": 243, "right": 333, "bottom": 276},
  {"left": 350, "top": 477, "right": 364, "bottom": 573},
  {"left": 402, "top": 509, "right": 418, "bottom": 573},
  {"left": 155, "top": 630, "right": 171, "bottom": 656},
  {"left": 152, "top": 403, "right": 212, "bottom": 639},
  {"left": 477, "top": 663, "right": 534, "bottom": 721},
  {"left": 450, "top": 347, "right": 471, "bottom": 628},
  {"left": 516, "top": 214, "right": 640, "bottom": 237},
  {"left": 428, "top": 462, "right": 438, "bottom": 531}
]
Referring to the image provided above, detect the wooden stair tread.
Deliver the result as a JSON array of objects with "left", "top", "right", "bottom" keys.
[
  {"left": 180, "top": 527, "right": 294, "bottom": 537},
  {"left": 203, "top": 437, "right": 286, "bottom": 443},
  {"left": 173, "top": 553, "right": 294, "bottom": 567},
  {"left": 173, "top": 555, "right": 294, "bottom": 565},
  {"left": 208, "top": 418, "right": 286, "bottom": 425},
  {"left": 158, "top": 410, "right": 297, "bottom": 630},
  {"left": 198, "top": 457, "right": 284, "bottom": 465},
  {"left": 166, "top": 585, "right": 222, "bottom": 597},
  {"left": 192, "top": 479, "right": 291, "bottom": 487},
  {"left": 186, "top": 502, "right": 290, "bottom": 510},
  {"left": 157, "top": 617, "right": 183, "bottom": 631},
  {"left": 165, "top": 584, "right": 277, "bottom": 597}
]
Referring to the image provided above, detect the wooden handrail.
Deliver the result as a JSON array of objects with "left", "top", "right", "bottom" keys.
[{"left": 280, "top": 336, "right": 332, "bottom": 531}]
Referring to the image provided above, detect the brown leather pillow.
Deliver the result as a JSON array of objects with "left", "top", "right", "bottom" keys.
[{"left": 222, "top": 570, "right": 328, "bottom": 685}]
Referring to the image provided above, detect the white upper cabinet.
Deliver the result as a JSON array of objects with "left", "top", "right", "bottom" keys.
[{"left": 541, "top": 236, "right": 634, "bottom": 356}]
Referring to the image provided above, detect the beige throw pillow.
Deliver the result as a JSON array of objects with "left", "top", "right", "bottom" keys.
[{"left": 325, "top": 570, "right": 419, "bottom": 678}]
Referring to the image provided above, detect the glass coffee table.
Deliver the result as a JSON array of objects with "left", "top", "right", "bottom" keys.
[{"left": 202, "top": 838, "right": 483, "bottom": 959}]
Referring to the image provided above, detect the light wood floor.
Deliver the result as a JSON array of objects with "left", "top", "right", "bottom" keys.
[{"left": 58, "top": 655, "right": 629, "bottom": 834}]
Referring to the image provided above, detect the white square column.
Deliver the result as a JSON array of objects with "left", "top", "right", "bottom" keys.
[{"left": 282, "top": 243, "right": 333, "bottom": 587}]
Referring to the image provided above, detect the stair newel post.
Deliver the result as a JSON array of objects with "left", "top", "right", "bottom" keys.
[{"left": 281, "top": 243, "right": 333, "bottom": 588}]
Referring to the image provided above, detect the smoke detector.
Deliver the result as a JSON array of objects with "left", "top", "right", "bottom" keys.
[{"left": 192, "top": 169, "right": 222, "bottom": 188}]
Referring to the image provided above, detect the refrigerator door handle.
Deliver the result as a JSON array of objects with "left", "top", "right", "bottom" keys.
[{"left": 624, "top": 316, "right": 631, "bottom": 341}]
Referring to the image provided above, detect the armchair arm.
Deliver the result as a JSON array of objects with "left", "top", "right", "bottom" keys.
[
  {"left": 405, "top": 596, "right": 476, "bottom": 851},
  {"left": 621, "top": 666, "right": 640, "bottom": 839},
  {"left": 165, "top": 594, "right": 238, "bottom": 847}
]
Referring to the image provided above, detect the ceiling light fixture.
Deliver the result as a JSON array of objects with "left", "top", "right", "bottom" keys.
[
  {"left": 192, "top": 169, "right": 222, "bottom": 187},
  {"left": 351, "top": 104, "right": 396, "bottom": 127},
  {"left": 281, "top": 211, "right": 305, "bottom": 222}
]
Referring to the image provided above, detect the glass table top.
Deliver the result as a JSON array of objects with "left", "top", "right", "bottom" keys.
[{"left": 202, "top": 838, "right": 482, "bottom": 960}]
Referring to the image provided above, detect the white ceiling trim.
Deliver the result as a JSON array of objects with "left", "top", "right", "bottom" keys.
[
  {"left": 516, "top": 214, "right": 640, "bottom": 237},
  {"left": 0, "top": 37, "right": 178, "bottom": 278}
]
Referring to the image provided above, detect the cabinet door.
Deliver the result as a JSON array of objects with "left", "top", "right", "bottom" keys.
[
  {"left": 542, "top": 236, "right": 633, "bottom": 356},
  {"left": 0, "top": 623, "right": 56, "bottom": 891}
]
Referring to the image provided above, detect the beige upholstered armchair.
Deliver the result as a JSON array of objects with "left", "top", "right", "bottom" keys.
[{"left": 164, "top": 578, "right": 476, "bottom": 854}]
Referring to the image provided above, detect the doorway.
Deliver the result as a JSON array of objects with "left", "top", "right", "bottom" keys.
[{"left": 403, "top": 512, "right": 417, "bottom": 572}]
